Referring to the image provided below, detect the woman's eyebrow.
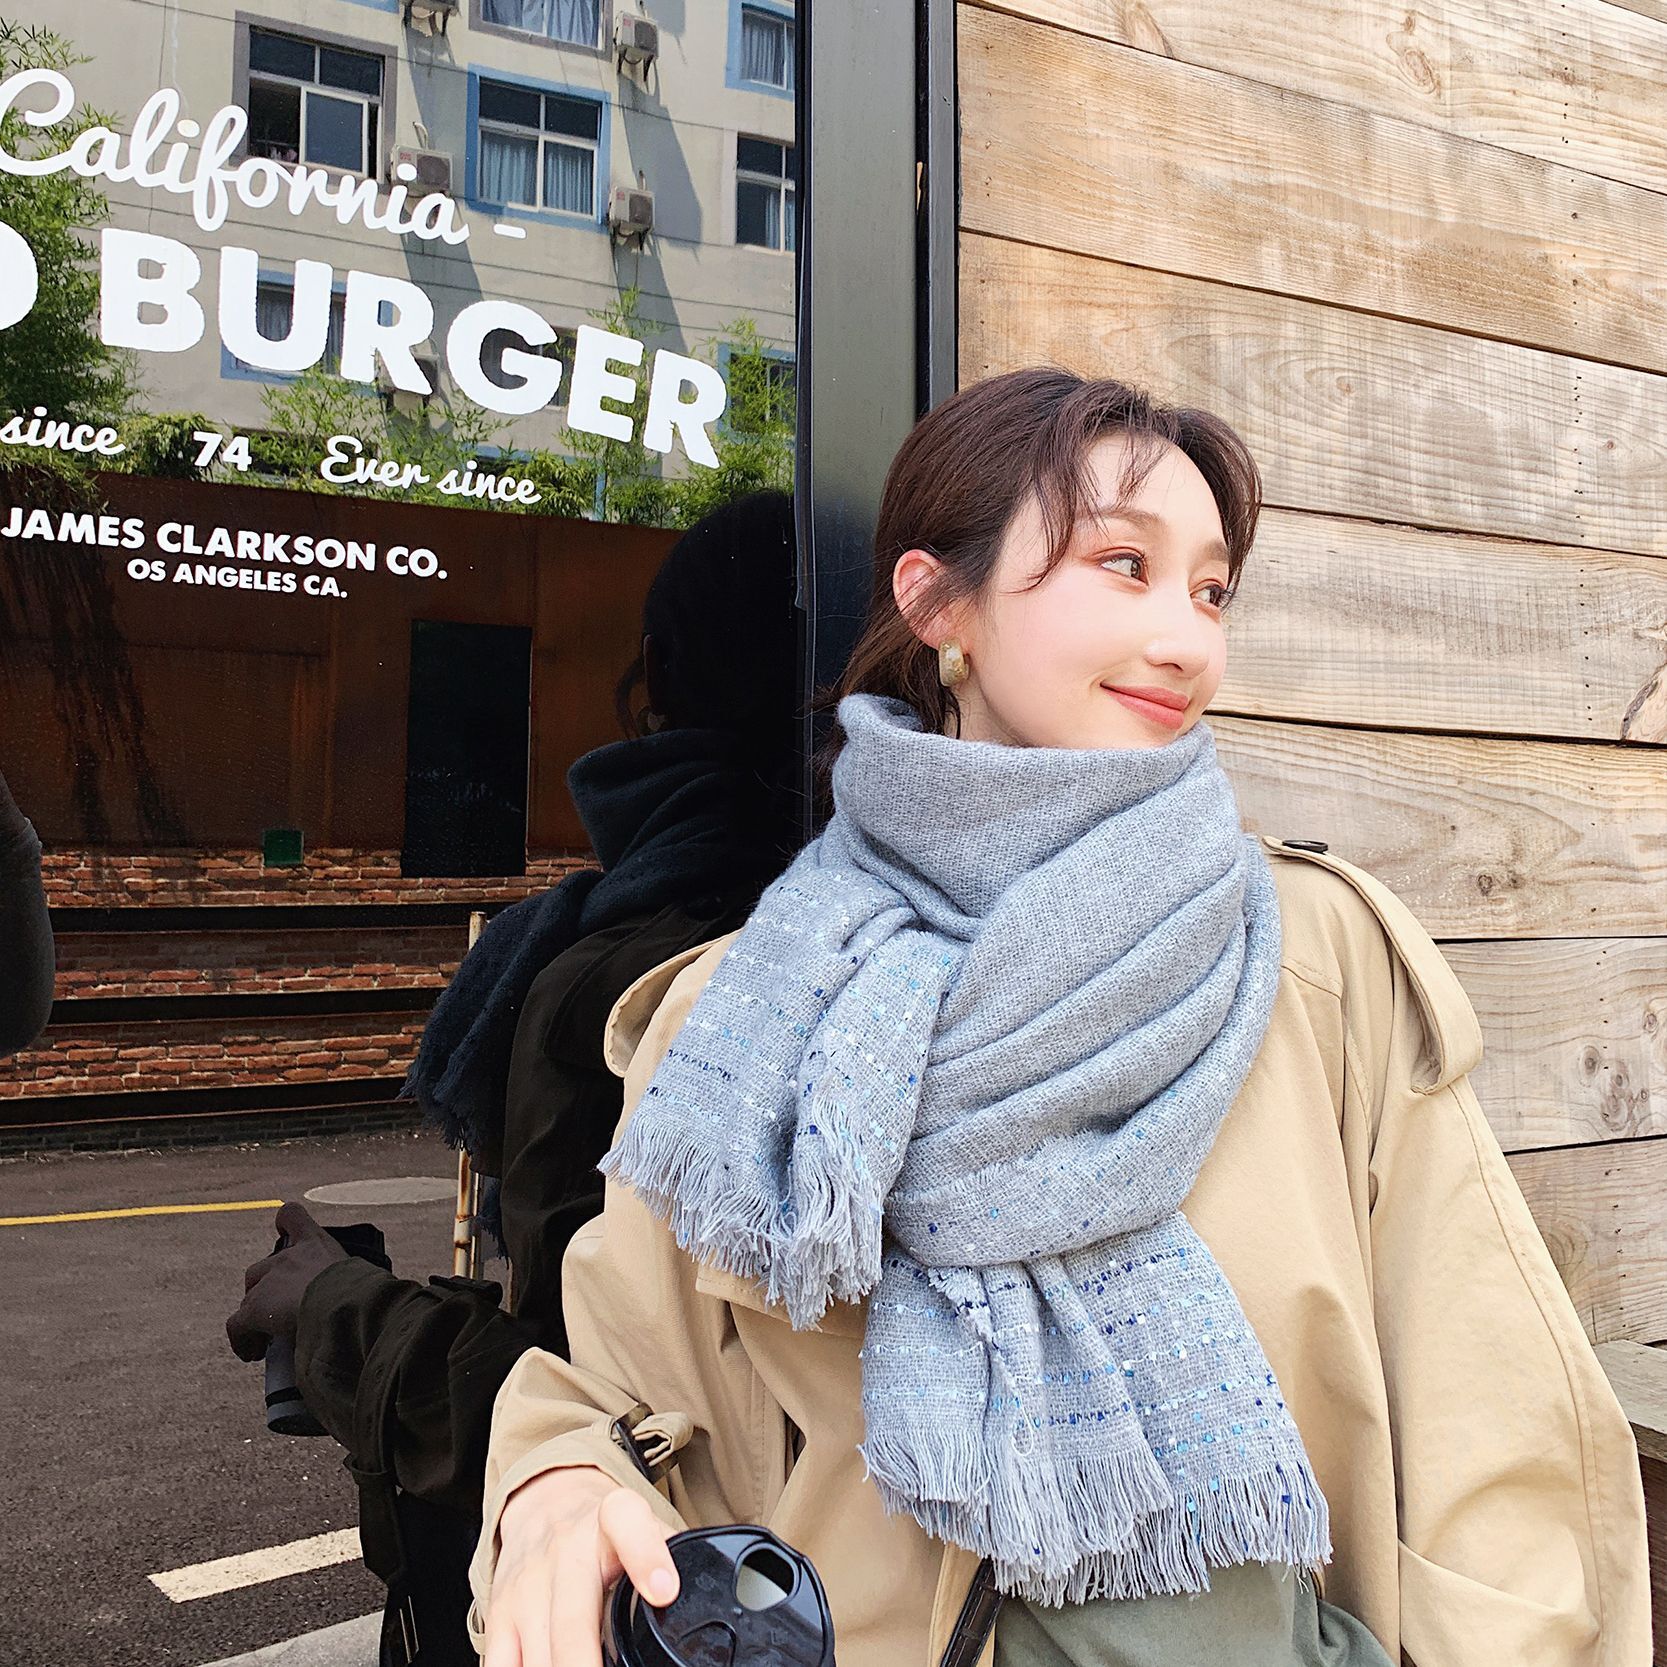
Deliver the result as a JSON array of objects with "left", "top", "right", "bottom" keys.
[{"left": 1078, "top": 504, "right": 1230, "bottom": 567}]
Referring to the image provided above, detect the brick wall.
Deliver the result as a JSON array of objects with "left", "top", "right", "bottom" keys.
[
  {"left": 43, "top": 847, "right": 588, "bottom": 909},
  {"left": 3, "top": 843, "right": 602, "bottom": 1136},
  {"left": 1, "top": 1014, "right": 429, "bottom": 1100},
  {"left": 54, "top": 926, "right": 464, "bottom": 999}
]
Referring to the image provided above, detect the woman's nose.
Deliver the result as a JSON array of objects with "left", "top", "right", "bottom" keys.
[{"left": 1142, "top": 588, "right": 1215, "bottom": 673}]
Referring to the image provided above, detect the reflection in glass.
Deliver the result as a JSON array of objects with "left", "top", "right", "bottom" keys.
[{"left": 0, "top": 4, "right": 805, "bottom": 1647}]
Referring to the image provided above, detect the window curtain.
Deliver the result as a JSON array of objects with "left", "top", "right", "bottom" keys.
[
  {"left": 323, "top": 297, "right": 346, "bottom": 370},
  {"left": 741, "top": 11, "right": 790, "bottom": 87},
  {"left": 234, "top": 285, "right": 294, "bottom": 371},
  {"left": 240, "top": 285, "right": 343, "bottom": 371},
  {"left": 254, "top": 285, "right": 294, "bottom": 345},
  {"left": 480, "top": 0, "right": 544, "bottom": 28},
  {"left": 481, "top": 130, "right": 538, "bottom": 205},
  {"left": 543, "top": 143, "right": 593, "bottom": 214},
  {"left": 548, "top": 0, "right": 600, "bottom": 44}
]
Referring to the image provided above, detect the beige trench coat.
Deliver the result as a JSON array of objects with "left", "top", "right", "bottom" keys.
[{"left": 467, "top": 836, "right": 1651, "bottom": 1666}]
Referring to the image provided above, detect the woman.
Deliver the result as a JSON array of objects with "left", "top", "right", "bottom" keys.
[{"left": 468, "top": 371, "right": 1650, "bottom": 1667}]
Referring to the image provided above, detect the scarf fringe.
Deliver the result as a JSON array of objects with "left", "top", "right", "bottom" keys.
[
  {"left": 599, "top": 1099, "right": 885, "bottom": 1329},
  {"left": 768, "top": 1112, "right": 885, "bottom": 1322},
  {"left": 598, "top": 1110, "right": 782, "bottom": 1288},
  {"left": 859, "top": 1415, "right": 1173, "bottom": 1577},
  {"left": 989, "top": 1460, "right": 1332, "bottom": 1607}
]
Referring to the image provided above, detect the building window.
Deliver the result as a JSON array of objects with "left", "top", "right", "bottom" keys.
[
  {"left": 739, "top": 6, "right": 794, "bottom": 90},
  {"left": 479, "top": 325, "right": 579, "bottom": 404},
  {"left": 753, "top": 355, "right": 796, "bottom": 428},
  {"left": 732, "top": 353, "right": 795, "bottom": 433},
  {"left": 736, "top": 136, "right": 794, "bottom": 251},
  {"left": 247, "top": 28, "right": 383, "bottom": 175},
  {"left": 476, "top": 80, "right": 601, "bottom": 216},
  {"left": 227, "top": 280, "right": 348, "bottom": 378},
  {"left": 477, "top": 0, "right": 602, "bottom": 48}
]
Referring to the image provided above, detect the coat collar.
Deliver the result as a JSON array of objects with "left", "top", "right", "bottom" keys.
[{"left": 602, "top": 934, "right": 737, "bottom": 1079}]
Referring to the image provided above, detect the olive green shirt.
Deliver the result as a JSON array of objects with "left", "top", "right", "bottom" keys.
[{"left": 993, "top": 1562, "right": 1394, "bottom": 1667}]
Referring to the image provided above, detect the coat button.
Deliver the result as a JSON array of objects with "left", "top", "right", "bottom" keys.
[{"left": 1281, "top": 839, "right": 1329, "bottom": 853}]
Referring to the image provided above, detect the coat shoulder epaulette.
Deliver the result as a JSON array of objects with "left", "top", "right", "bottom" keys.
[{"left": 1257, "top": 835, "right": 1482, "bottom": 1091}]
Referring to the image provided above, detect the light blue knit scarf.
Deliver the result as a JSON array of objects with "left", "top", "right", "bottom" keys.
[{"left": 600, "top": 691, "right": 1330, "bottom": 1604}]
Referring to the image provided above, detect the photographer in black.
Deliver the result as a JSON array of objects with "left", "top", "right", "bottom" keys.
[{"left": 226, "top": 491, "right": 802, "bottom": 1666}]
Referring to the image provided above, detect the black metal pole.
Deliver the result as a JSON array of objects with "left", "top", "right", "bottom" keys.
[
  {"left": 795, "top": 0, "right": 957, "bottom": 842},
  {"left": 919, "top": 0, "right": 959, "bottom": 417}
]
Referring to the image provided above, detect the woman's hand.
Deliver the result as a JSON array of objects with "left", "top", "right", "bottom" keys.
[{"left": 484, "top": 1464, "right": 681, "bottom": 1667}]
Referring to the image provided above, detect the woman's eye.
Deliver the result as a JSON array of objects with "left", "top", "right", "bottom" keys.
[{"left": 1101, "top": 556, "right": 1230, "bottom": 612}]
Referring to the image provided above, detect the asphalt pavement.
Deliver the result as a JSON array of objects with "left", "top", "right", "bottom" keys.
[{"left": 1, "top": 1127, "right": 483, "bottom": 1667}]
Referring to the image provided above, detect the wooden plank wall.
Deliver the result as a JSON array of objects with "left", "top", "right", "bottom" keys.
[{"left": 956, "top": 0, "right": 1667, "bottom": 1345}]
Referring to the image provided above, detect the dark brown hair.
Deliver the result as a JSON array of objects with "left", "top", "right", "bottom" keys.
[{"left": 808, "top": 367, "right": 1262, "bottom": 815}]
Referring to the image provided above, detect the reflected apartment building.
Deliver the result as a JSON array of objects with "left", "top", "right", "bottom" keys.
[
  {"left": 43, "top": 0, "right": 797, "bottom": 460},
  {"left": 0, "top": 0, "right": 798, "bottom": 1138}
]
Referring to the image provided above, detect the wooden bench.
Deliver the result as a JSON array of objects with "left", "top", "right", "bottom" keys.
[{"left": 1596, "top": 1342, "right": 1667, "bottom": 1664}]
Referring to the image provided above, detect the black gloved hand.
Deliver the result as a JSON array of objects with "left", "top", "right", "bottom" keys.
[{"left": 226, "top": 1200, "right": 348, "bottom": 1363}]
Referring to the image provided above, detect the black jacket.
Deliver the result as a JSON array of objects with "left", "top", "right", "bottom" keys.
[{"left": 292, "top": 893, "right": 749, "bottom": 1514}]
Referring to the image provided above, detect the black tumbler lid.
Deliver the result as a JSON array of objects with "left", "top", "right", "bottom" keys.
[{"left": 604, "top": 1524, "right": 835, "bottom": 1667}]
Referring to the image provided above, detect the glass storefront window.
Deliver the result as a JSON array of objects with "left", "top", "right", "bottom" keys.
[
  {"left": 0, "top": 0, "right": 816, "bottom": 1033},
  {"left": 0, "top": 2, "right": 946, "bottom": 1657}
]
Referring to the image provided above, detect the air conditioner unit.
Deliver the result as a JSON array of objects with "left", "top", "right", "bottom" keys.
[
  {"left": 403, "top": 0, "right": 458, "bottom": 32},
  {"left": 615, "top": 13, "right": 659, "bottom": 67},
  {"left": 607, "top": 185, "right": 654, "bottom": 238},
  {"left": 389, "top": 145, "right": 453, "bottom": 196}
]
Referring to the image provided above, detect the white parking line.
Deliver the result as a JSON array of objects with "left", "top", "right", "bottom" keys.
[
  {"left": 195, "top": 1612, "right": 382, "bottom": 1667},
  {"left": 149, "top": 1529, "right": 362, "bottom": 1602}
]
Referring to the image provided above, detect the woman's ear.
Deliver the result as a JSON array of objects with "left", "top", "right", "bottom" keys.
[{"left": 892, "top": 547, "right": 957, "bottom": 648}]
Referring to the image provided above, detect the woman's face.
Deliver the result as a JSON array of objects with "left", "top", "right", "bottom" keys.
[{"left": 896, "top": 434, "right": 1233, "bottom": 750}]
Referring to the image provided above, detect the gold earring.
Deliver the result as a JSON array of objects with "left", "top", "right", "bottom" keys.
[{"left": 938, "top": 639, "right": 969, "bottom": 688}]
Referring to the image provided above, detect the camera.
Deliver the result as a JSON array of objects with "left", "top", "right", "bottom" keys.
[{"left": 263, "top": 1221, "right": 391, "bottom": 1436}]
